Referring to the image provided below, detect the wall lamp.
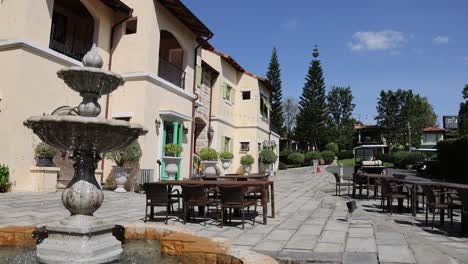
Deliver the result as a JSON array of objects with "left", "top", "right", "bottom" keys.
[{"left": 155, "top": 119, "right": 161, "bottom": 129}]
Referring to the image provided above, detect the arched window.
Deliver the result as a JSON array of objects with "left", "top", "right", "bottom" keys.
[
  {"left": 49, "top": 0, "right": 94, "bottom": 60},
  {"left": 158, "top": 30, "right": 185, "bottom": 88}
]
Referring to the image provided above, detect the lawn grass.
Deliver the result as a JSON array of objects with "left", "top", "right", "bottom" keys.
[{"left": 338, "top": 158, "right": 394, "bottom": 167}]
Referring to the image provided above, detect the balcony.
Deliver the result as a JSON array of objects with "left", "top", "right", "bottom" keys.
[
  {"left": 50, "top": 39, "right": 91, "bottom": 61},
  {"left": 158, "top": 59, "right": 186, "bottom": 89}
]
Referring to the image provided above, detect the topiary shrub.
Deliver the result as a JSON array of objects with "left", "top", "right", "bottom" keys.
[
  {"left": 240, "top": 154, "right": 255, "bottom": 166},
  {"left": 287, "top": 152, "right": 304, "bottom": 166},
  {"left": 199, "top": 147, "right": 218, "bottom": 161},
  {"left": 337, "top": 150, "right": 353, "bottom": 160},
  {"left": 219, "top": 151, "right": 234, "bottom": 160},
  {"left": 401, "top": 152, "right": 426, "bottom": 168},
  {"left": 34, "top": 142, "right": 58, "bottom": 158},
  {"left": 259, "top": 148, "right": 277, "bottom": 165},
  {"left": 0, "top": 164, "right": 11, "bottom": 193},
  {"left": 164, "top": 144, "right": 182, "bottom": 156},
  {"left": 106, "top": 140, "right": 142, "bottom": 166},
  {"left": 279, "top": 149, "right": 292, "bottom": 164},
  {"left": 320, "top": 150, "right": 335, "bottom": 164},
  {"left": 304, "top": 152, "right": 321, "bottom": 164},
  {"left": 391, "top": 151, "right": 410, "bottom": 169},
  {"left": 325, "top": 142, "right": 339, "bottom": 155}
]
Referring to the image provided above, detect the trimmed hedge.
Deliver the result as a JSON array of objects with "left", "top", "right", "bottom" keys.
[
  {"left": 402, "top": 152, "right": 426, "bottom": 167},
  {"left": 304, "top": 152, "right": 321, "bottom": 164},
  {"left": 438, "top": 136, "right": 468, "bottom": 183},
  {"left": 320, "top": 150, "right": 335, "bottom": 164},
  {"left": 279, "top": 149, "right": 292, "bottom": 164},
  {"left": 325, "top": 142, "right": 339, "bottom": 155},
  {"left": 375, "top": 153, "right": 392, "bottom": 163},
  {"left": 288, "top": 152, "right": 304, "bottom": 166},
  {"left": 391, "top": 151, "right": 409, "bottom": 168},
  {"left": 337, "top": 150, "right": 353, "bottom": 160}
]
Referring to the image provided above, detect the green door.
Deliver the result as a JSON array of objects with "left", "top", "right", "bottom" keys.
[{"left": 161, "top": 121, "right": 183, "bottom": 180}]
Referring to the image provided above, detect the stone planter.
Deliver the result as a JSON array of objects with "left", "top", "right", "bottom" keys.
[
  {"left": 201, "top": 161, "right": 218, "bottom": 177},
  {"left": 221, "top": 159, "right": 232, "bottom": 172},
  {"left": 243, "top": 164, "right": 252, "bottom": 175},
  {"left": 113, "top": 166, "right": 131, "bottom": 193},
  {"left": 36, "top": 157, "right": 54, "bottom": 167},
  {"left": 163, "top": 156, "right": 182, "bottom": 180}
]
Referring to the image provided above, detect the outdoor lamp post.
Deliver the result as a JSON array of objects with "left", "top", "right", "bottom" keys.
[{"left": 208, "top": 127, "right": 215, "bottom": 144}]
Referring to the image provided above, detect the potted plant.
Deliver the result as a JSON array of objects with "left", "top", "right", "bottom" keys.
[
  {"left": 34, "top": 142, "right": 58, "bottom": 167},
  {"left": 219, "top": 151, "right": 234, "bottom": 172},
  {"left": 259, "top": 148, "right": 277, "bottom": 176},
  {"left": 106, "top": 140, "right": 142, "bottom": 193},
  {"left": 163, "top": 143, "right": 183, "bottom": 180},
  {"left": 199, "top": 147, "right": 218, "bottom": 177},
  {"left": 240, "top": 154, "right": 254, "bottom": 175},
  {"left": 0, "top": 164, "right": 11, "bottom": 193}
]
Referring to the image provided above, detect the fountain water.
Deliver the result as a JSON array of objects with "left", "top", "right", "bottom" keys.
[{"left": 24, "top": 45, "right": 147, "bottom": 263}]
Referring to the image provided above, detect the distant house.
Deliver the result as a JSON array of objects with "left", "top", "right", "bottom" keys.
[
  {"left": 354, "top": 122, "right": 387, "bottom": 146},
  {"left": 416, "top": 127, "right": 446, "bottom": 151}
]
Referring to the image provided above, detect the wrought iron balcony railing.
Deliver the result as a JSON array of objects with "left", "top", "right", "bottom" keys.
[{"left": 158, "top": 59, "right": 186, "bottom": 89}]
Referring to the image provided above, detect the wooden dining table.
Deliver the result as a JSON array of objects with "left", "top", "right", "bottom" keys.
[{"left": 148, "top": 179, "right": 275, "bottom": 225}]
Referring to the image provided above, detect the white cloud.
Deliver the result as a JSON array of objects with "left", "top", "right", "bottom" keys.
[
  {"left": 433, "top": 36, "right": 449, "bottom": 44},
  {"left": 280, "top": 18, "right": 299, "bottom": 30},
  {"left": 348, "top": 30, "right": 406, "bottom": 51}
]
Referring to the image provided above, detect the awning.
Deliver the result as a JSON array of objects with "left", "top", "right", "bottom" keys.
[{"left": 159, "top": 110, "right": 192, "bottom": 122}]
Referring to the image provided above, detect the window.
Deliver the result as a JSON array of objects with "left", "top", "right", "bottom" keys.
[
  {"left": 113, "top": 117, "right": 131, "bottom": 122},
  {"left": 125, "top": 19, "right": 138, "bottom": 35},
  {"left": 224, "top": 85, "right": 232, "bottom": 102},
  {"left": 51, "top": 12, "right": 67, "bottom": 44},
  {"left": 240, "top": 142, "right": 250, "bottom": 152},
  {"left": 260, "top": 95, "right": 270, "bottom": 118},
  {"left": 222, "top": 136, "right": 233, "bottom": 153},
  {"left": 242, "top": 91, "right": 251, "bottom": 100}
]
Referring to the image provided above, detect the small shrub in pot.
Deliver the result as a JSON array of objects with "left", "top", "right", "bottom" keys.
[
  {"left": 241, "top": 154, "right": 255, "bottom": 175},
  {"left": 259, "top": 148, "right": 277, "bottom": 175},
  {"left": 34, "top": 142, "right": 58, "bottom": 167},
  {"left": 199, "top": 147, "right": 218, "bottom": 176},
  {"left": 106, "top": 140, "right": 142, "bottom": 192},
  {"left": 163, "top": 144, "right": 183, "bottom": 180},
  {"left": 219, "top": 151, "right": 234, "bottom": 171}
]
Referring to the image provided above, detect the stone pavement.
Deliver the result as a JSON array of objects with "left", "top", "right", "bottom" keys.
[{"left": 1, "top": 167, "right": 468, "bottom": 263}]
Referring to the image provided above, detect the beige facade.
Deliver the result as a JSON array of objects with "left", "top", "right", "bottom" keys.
[
  {"left": 0, "top": 0, "right": 212, "bottom": 190},
  {"left": 200, "top": 50, "right": 280, "bottom": 175}
]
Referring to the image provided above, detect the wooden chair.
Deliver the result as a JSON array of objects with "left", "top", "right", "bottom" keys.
[
  {"left": 380, "top": 179, "right": 411, "bottom": 214},
  {"left": 181, "top": 185, "right": 218, "bottom": 226},
  {"left": 143, "top": 184, "right": 180, "bottom": 224},
  {"left": 333, "top": 173, "right": 352, "bottom": 196},
  {"left": 421, "top": 186, "right": 462, "bottom": 228},
  {"left": 219, "top": 185, "right": 257, "bottom": 229}
]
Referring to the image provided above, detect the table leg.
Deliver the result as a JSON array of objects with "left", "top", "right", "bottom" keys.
[
  {"left": 367, "top": 176, "right": 370, "bottom": 200},
  {"left": 270, "top": 183, "right": 275, "bottom": 218},
  {"left": 440, "top": 190, "right": 445, "bottom": 226},
  {"left": 262, "top": 188, "right": 268, "bottom": 225}
]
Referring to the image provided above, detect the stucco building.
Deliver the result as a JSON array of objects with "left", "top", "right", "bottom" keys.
[{"left": 0, "top": 0, "right": 278, "bottom": 191}]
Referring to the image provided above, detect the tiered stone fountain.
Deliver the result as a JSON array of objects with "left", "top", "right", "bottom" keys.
[{"left": 24, "top": 45, "right": 147, "bottom": 263}]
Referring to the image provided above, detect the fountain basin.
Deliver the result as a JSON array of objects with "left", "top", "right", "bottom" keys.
[
  {"left": 24, "top": 115, "right": 147, "bottom": 153},
  {"left": 57, "top": 66, "right": 124, "bottom": 96}
]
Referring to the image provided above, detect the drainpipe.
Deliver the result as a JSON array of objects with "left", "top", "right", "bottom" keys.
[
  {"left": 100, "top": 14, "right": 133, "bottom": 183},
  {"left": 189, "top": 36, "right": 212, "bottom": 177}
]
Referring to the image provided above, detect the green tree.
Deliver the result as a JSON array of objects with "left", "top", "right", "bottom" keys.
[
  {"left": 282, "top": 97, "right": 298, "bottom": 138},
  {"left": 266, "top": 47, "right": 285, "bottom": 135},
  {"left": 375, "top": 89, "right": 437, "bottom": 150},
  {"left": 458, "top": 85, "right": 468, "bottom": 135},
  {"left": 295, "top": 46, "right": 329, "bottom": 150},
  {"left": 327, "top": 86, "right": 355, "bottom": 150}
]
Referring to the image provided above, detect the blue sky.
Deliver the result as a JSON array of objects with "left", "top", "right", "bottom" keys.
[{"left": 185, "top": 0, "right": 468, "bottom": 125}]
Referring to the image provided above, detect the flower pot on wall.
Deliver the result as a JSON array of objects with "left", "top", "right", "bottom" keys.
[
  {"left": 243, "top": 165, "right": 252, "bottom": 175},
  {"left": 36, "top": 157, "right": 54, "bottom": 167},
  {"left": 202, "top": 161, "right": 218, "bottom": 177},
  {"left": 221, "top": 159, "right": 232, "bottom": 172},
  {"left": 163, "top": 156, "right": 182, "bottom": 180},
  {"left": 113, "top": 166, "right": 131, "bottom": 193}
]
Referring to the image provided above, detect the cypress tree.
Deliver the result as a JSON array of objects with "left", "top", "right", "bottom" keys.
[
  {"left": 295, "top": 46, "right": 328, "bottom": 150},
  {"left": 458, "top": 85, "right": 468, "bottom": 135},
  {"left": 266, "top": 47, "right": 285, "bottom": 135}
]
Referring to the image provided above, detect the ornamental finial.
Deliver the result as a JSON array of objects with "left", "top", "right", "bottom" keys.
[{"left": 82, "top": 44, "right": 103, "bottom": 68}]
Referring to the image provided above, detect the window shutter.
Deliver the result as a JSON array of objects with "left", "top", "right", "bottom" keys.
[
  {"left": 220, "top": 136, "right": 225, "bottom": 152},
  {"left": 229, "top": 139, "right": 234, "bottom": 153},
  {"left": 196, "top": 65, "right": 202, "bottom": 88},
  {"left": 223, "top": 82, "right": 227, "bottom": 99},
  {"left": 231, "top": 89, "right": 235, "bottom": 104}
]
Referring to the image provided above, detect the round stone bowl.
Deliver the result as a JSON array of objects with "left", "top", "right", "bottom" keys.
[
  {"left": 57, "top": 66, "right": 124, "bottom": 96},
  {"left": 24, "top": 115, "right": 147, "bottom": 153}
]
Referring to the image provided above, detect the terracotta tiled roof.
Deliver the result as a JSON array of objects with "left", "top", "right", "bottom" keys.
[
  {"left": 422, "top": 127, "right": 446, "bottom": 133},
  {"left": 210, "top": 49, "right": 271, "bottom": 90},
  {"left": 158, "top": 0, "right": 213, "bottom": 38},
  {"left": 100, "top": 0, "right": 133, "bottom": 15}
]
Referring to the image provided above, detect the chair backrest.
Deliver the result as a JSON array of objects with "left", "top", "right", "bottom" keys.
[
  {"left": 143, "top": 184, "right": 170, "bottom": 203},
  {"left": 182, "top": 185, "right": 206, "bottom": 204},
  {"left": 139, "top": 169, "right": 154, "bottom": 185},
  {"left": 333, "top": 173, "right": 341, "bottom": 183},
  {"left": 421, "top": 185, "right": 437, "bottom": 203},
  {"left": 380, "top": 179, "right": 392, "bottom": 195},
  {"left": 219, "top": 185, "right": 246, "bottom": 204}
]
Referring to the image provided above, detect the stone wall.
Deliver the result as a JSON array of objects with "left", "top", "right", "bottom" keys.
[{"left": 194, "top": 66, "right": 215, "bottom": 152}]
